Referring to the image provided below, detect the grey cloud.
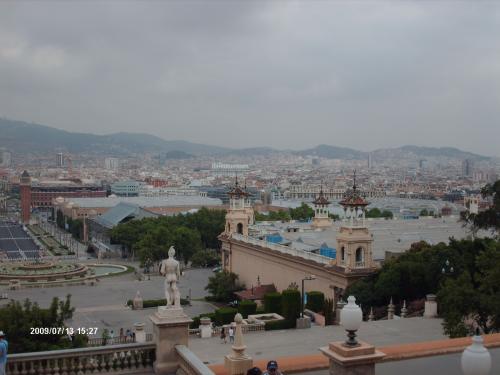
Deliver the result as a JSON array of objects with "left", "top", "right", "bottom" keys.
[{"left": 0, "top": 1, "right": 499, "bottom": 156}]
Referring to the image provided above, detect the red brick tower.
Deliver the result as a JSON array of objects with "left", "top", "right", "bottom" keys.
[{"left": 20, "top": 170, "right": 32, "bottom": 224}]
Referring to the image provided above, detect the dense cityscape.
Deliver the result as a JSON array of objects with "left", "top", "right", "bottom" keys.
[{"left": 1, "top": 1, "right": 500, "bottom": 375}]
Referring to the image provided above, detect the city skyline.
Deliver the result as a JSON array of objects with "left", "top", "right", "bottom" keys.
[{"left": 1, "top": 1, "right": 500, "bottom": 156}]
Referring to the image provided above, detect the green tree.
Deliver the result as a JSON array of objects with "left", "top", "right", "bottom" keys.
[
  {"left": 281, "top": 289, "right": 301, "bottom": 324},
  {"left": 0, "top": 295, "right": 83, "bottom": 353},
  {"left": 420, "top": 209, "right": 429, "bottom": 217},
  {"left": 173, "top": 227, "right": 202, "bottom": 264},
  {"left": 289, "top": 203, "right": 315, "bottom": 221},
  {"left": 190, "top": 249, "right": 220, "bottom": 268},
  {"left": 205, "top": 271, "right": 244, "bottom": 302}
]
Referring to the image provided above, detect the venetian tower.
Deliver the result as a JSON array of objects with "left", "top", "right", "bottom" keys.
[
  {"left": 311, "top": 184, "right": 332, "bottom": 228},
  {"left": 20, "top": 170, "right": 32, "bottom": 224},
  {"left": 224, "top": 177, "right": 253, "bottom": 237},
  {"left": 336, "top": 171, "right": 375, "bottom": 271}
]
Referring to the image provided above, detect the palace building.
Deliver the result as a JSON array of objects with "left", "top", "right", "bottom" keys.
[{"left": 219, "top": 174, "right": 377, "bottom": 303}]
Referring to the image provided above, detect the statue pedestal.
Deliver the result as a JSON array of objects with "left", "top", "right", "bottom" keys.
[
  {"left": 224, "top": 353, "right": 253, "bottom": 375},
  {"left": 320, "top": 341, "right": 385, "bottom": 375},
  {"left": 150, "top": 306, "right": 192, "bottom": 375}
]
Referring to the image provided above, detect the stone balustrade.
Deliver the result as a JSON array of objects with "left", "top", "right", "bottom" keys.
[
  {"left": 6, "top": 342, "right": 156, "bottom": 374},
  {"left": 189, "top": 323, "right": 265, "bottom": 337},
  {"left": 86, "top": 333, "right": 153, "bottom": 347},
  {"left": 176, "top": 345, "right": 215, "bottom": 375},
  {"left": 232, "top": 233, "right": 332, "bottom": 265}
]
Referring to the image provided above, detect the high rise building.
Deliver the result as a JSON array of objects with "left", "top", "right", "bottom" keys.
[
  {"left": 367, "top": 153, "right": 373, "bottom": 169},
  {"left": 56, "top": 152, "right": 64, "bottom": 167},
  {"left": 104, "top": 157, "right": 120, "bottom": 170},
  {"left": 462, "top": 159, "right": 474, "bottom": 177},
  {"left": 0, "top": 149, "right": 11, "bottom": 168}
]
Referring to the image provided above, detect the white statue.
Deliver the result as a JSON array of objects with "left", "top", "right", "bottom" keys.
[{"left": 159, "top": 246, "right": 181, "bottom": 308}]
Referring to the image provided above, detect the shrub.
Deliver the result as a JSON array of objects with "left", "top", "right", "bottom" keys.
[
  {"left": 190, "top": 316, "right": 201, "bottom": 329},
  {"left": 281, "top": 289, "right": 301, "bottom": 323},
  {"left": 264, "top": 292, "right": 282, "bottom": 314},
  {"left": 305, "top": 291, "right": 325, "bottom": 313},
  {"left": 323, "top": 298, "right": 335, "bottom": 325},
  {"left": 264, "top": 319, "right": 295, "bottom": 331},
  {"left": 215, "top": 307, "right": 237, "bottom": 326},
  {"left": 126, "top": 298, "right": 189, "bottom": 308},
  {"left": 238, "top": 300, "right": 257, "bottom": 318}
]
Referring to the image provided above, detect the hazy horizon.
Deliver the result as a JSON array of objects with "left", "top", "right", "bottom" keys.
[{"left": 1, "top": 1, "right": 499, "bottom": 156}]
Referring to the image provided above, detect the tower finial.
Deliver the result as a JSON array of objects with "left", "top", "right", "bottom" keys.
[
  {"left": 235, "top": 173, "right": 239, "bottom": 187},
  {"left": 353, "top": 170, "right": 357, "bottom": 191}
]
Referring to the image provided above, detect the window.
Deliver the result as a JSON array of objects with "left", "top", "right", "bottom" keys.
[{"left": 237, "top": 223, "right": 243, "bottom": 234}]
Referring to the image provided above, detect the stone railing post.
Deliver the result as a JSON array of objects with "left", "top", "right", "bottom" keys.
[
  {"left": 335, "top": 300, "right": 346, "bottom": 325},
  {"left": 424, "top": 294, "right": 437, "bottom": 318},
  {"left": 387, "top": 297, "right": 395, "bottom": 320},
  {"left": 401, "top": 300, "right": 408, "bottom": 318},
  {"left": 134, "top": 322, "right": 146, "bottom": 343},
  {"left": 224, "top": 313, "right": 253, "bottom": 375},
  {"left": 200, "top": 317, "right": 213, "bottom": 339},
  {"left": 320, "top": 339, "right": 385, "bottom": 375},
  {"left": 150, "top": 305, "right": 192, "bottom": 374}
]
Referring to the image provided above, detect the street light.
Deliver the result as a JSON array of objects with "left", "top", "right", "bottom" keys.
[
  {"left": 442, "top": 259, "right": 454, "bottom": 275},
  {"left": 301, "top": 275, "right": 316, "bottom": 318},
  {"left": 340, "top": 295, "right": 363, "bottom": 347},
  {"left": 461, "top": 328, "right": 491, "bottom": 375}
]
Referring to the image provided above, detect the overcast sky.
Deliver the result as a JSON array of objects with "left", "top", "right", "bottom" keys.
[{"left": 0, "top": 1, "right": 499, "bottom": 156}]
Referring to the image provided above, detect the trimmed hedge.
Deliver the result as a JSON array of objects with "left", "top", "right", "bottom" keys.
[
  {"left": 281, "top": 289, "right": 301, "bottom": 323},
  {"left": 238, "top": 300, "right": 257, "bottom": 318},
  {"left": 264, "top": 319, "right": 295, "bottom": 331},
  {"left": 264, "top": 292, "right": 282, "bottom": 314},
  {"left": 215, "top": 307, "right": 238, "bottom": 326},
  {"left": 126, "top": 298, "right": 189, "bottom": 308},
  {"left": 305, "top": 291, "right": 325, "bottom": 313}
]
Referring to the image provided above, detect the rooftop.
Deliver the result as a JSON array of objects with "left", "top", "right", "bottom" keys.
[{"left": 57, "top": 195, "right": 223, "bottom": 208}]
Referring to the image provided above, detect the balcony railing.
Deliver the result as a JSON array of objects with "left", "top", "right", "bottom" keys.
[
  {"left": 7, "top": 342, "right": 156, "bottom": 374},
  {"left": 87, "top": 333, "right": 153, "bottom": 347},
  {"left": 232, "top": 233, "right": 332, "bottom": 265},
  {"left": 175, "top": 345, "right": 215, "bottom": 375}
]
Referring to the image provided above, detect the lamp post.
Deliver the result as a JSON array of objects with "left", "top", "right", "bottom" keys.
[
  {"left": 461, "top": 328, "right": 491, "bottom": 375},
  {"left": 301, "top": 275, "right": 316, "bottom": 318},
  {"left": 340, "top": 295, "right": 363, "bottom": 347},
  {"left": 442, "top": 259, "right": 454, "bottom": 275}
]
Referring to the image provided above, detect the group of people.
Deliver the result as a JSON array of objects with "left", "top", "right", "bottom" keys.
[
  {"left": 219, "top": 326, "right": 235, "bottom": 344},
  {"left": 247, "top": 360, "right": 283, "bottom": 375}
]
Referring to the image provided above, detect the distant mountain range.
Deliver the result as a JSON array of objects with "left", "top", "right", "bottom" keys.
[{"left": 0, "top": 118, "right": 489, "bottom": 160}]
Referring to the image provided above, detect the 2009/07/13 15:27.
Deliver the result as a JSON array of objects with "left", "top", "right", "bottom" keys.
[{"left": 30, "top": 327, "right": 98, "bottom": 335}]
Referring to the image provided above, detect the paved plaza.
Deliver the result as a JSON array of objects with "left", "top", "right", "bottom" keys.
[
  {"left": 0, "top": 267, "right": 216, "bottom": 335},
  {"left": 190, "top": 317, "right": 447, "bottom": 365}
]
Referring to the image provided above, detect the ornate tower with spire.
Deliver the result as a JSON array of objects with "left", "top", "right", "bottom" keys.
[
  {"left": 224, "top": 176, "right": 253, "bottom": 237},
  {"left": 336, "top": 171, "right": 375, "bottom": 271},
  {"left": 312, "top": 183, "right": 332, "bottom": 228}
]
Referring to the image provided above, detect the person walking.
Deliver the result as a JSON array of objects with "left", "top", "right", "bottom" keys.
[
  {"left": 263, "top": 360, "right": 283, "bottom": 375},
  {"left": 228, "top": 326, "right": 235, "bottom": 344},
  {"left": 220, "top": 328, "right": 226, "bottom": 343},
  {"left": 0, "top": 331, "right": 8, "bottom": 375}
]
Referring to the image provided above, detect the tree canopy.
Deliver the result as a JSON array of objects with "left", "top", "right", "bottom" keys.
[
  {"left": 205, "top": 271, "right": 244, "bottom": 302},
  {"left": 110, "top": 207, "right": 226, "bottom": 264},
  {"left": 0, "top": 295, "right": 86, "bottom": 353},
  {"left": 346, "top": 237, "right": 500, "bottom": 337}
]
